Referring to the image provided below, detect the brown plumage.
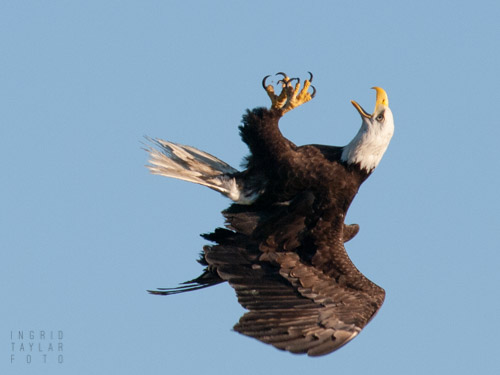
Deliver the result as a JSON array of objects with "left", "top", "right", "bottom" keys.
[{"left": 146, "top": 74, "right": 394, "bottom": 356}]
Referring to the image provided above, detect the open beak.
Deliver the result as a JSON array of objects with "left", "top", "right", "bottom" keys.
[
  {"left": 351, "top": 87, "right": 389, "bottom": 119},
  {"left": 351, "top": 100, "right": 371, "bottom": 118}
]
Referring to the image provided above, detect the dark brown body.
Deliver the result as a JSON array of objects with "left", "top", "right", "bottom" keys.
[{"left": 153, "top": 107, "right": 385, "bottom": 356}]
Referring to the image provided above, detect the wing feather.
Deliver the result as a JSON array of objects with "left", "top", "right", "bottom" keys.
[{"left": 226, "top": 250, "right": 381, "bottom": 356}]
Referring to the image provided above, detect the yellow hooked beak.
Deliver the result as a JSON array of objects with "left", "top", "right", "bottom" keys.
[{"left": 351, "top": 87, "right": 389, "bottom": 119}]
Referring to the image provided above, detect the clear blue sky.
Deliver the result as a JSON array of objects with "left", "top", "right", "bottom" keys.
[{"left": 2, "top": 1, "right": 499, "bottom": 374}]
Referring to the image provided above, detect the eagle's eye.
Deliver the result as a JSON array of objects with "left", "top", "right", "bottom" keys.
[{"left": 376, "top": 114, "right": 384, "bottom": 122}]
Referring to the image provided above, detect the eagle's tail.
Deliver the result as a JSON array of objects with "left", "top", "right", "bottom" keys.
[{"left": 146, "top": 138, "right": 245, "bottom": 202}]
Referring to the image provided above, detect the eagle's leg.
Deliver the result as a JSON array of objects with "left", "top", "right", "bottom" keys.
[{"left": 262, "top": 72, "right": 316, "bottom": 115}]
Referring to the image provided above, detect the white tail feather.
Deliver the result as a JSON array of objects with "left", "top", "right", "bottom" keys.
[{"left": 146, "top": 138, "right": 248, "bottom": 202}]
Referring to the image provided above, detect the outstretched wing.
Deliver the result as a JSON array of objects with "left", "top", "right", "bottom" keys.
[
  {"left": 197, "top": 194, "right": 384, "bottom": 356},
  {"left": 230, "top": 252, "right": 383, "bottom": 356}
]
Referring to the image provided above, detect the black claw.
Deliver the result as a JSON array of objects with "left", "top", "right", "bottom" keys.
[
  {"left": 310, "top": 85, "right": 317, "bottom": 98},
  {"left": 307, "top": 71, "right": 314, "bottom": 83},
  {"left": 275, "top": 73, "right": 289, "bottom": 86},
  {"left": 289, "top": 77, "right": 300, "bottom": 85},
  {"left": 262, "top": 75, "right": 271, "bottom": 89}
]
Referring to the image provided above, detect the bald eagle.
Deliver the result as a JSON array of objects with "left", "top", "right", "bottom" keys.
[{"left": 146, "top": 73, "right": 394, "bottom": 356}]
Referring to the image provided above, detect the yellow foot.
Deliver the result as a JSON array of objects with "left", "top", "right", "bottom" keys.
[{"left": 262, "top": 72, "right": 316, "bottom": 115}]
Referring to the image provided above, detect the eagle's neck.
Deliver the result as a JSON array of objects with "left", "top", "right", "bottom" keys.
[{"left": 341, "top": 122, "right": 394, "bottom": 172}]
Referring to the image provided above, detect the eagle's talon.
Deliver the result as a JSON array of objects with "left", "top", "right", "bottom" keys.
[
  {"left": 262, "top": 75, "right": 271, "bottom": 90},
  {"left": 276, "top": 72, "right": 288, "bottom": 80},
  {"left": 310, "top": 85, "right": 317, "bottom": 98},
  {"left": 262, "top": 72, "right": 316, "bottom": 114}
]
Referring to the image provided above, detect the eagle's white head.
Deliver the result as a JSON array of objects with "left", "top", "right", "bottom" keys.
[{"left": 341, "top": 87, "right": 394, "bottom": 172}]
